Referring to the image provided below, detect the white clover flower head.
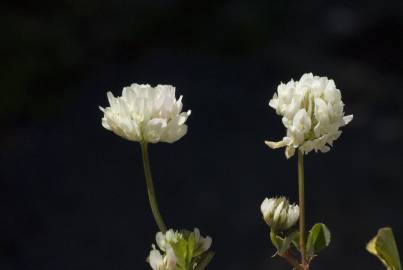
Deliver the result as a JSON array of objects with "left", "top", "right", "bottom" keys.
[
  {"left": 100, "top": 84, "right": 191, "bottom": 143},
  {"left": 265, "top": 73, "right": 353, "bottom": 158},
  {"left": 193, "top": 228, "right": 213, "bottom": 257},
  {"left": 261, "top": 196, "right": 299, "bottom": 231},
  {"left": 148, "top": 245, "right": 177, "bottom": 270}
]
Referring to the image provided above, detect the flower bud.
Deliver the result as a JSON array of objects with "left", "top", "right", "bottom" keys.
[
  {"left": 149, "top": 228, "right": 213, "bottom": 270},
  {"left": 261, "top": 197, "right": 299, "bottom": 231}
]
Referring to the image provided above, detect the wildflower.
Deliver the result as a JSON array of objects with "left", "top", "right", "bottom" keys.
[
  {"left": 100, "top": 84, "right": 191, "bottom": 143},
  {"left": 266, "top": 73, "right": 353, "bottom": 158}
]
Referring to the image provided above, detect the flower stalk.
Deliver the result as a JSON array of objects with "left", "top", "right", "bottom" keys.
[
  {"left": 263, "top": 74, "right": 350, "bottom": 270},
  {"left": 140, "top": 141, "right": 167, "bottom": 233},
  {"left": 298, "top": 150, "right": 306, "bottom": 268}
]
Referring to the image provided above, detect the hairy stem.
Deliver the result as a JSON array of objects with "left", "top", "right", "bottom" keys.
[{"left": 140, "top": 142, "right": 167, "bottom": 233}]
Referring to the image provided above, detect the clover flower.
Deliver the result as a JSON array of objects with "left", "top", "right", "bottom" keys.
[
  {"left": 156, "top": 228, "right": 212, "bottom": 255},
  {"left": 149, "top": 228, "right": 212, "bottom": 270},
  {"left": 265, "top": 73, "right": 353, "bottom": 158},
  {"left": 261, "top": 197, "right": 299, "bottom": 231},
  {"left": 100, "top": 84, "right": 191, "bottom": 143}
]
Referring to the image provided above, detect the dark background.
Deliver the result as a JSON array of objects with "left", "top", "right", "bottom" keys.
[{"left": 1, "top": 0, "right": 403, "bottom": 269}]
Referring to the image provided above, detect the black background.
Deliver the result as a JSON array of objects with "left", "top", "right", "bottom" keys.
[{"left": 1, "top": 1, "right": 403, "bottom": 269}]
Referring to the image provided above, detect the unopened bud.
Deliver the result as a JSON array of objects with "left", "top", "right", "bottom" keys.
[{"left": 261, "top": 197, "right": 299, "bottom": 231}]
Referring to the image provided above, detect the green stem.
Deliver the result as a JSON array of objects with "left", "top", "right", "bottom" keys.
[
  {"left": 194, "top": 251, "right": 215, "bottom": 270},
  {"left": 298, "top": 150, "right": 306, "bottom": 267},
  {"left": 140, "top": 142, "right": 167, "bottom": 233}
]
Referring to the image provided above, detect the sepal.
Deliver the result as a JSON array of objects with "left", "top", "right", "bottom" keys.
[{"left": 270, "top": 230, "right": 299, "bottom": 256}]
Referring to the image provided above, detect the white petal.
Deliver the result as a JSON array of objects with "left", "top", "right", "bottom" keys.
[
  {"left": 285, "top": 146, "right": 295, "bottom": 159},
  {"left": 193, "top": 228, "right": 200, "bottom": 242},
  {"left": 201, "top": 236, "right": 212, "bottom": 252},
  {"left": 269, "top": 93, "right": 279, "bottom": 110},
  {"left": 261, "top": 198, "right": 276, "bottom": 217},
  {"left": 165, "top": 246, "right": 177, "bottom": 270},
  {"left": 285, "top": 205, "right": 300, "bottom": 229},
  {"left": 343, "top": 114, "right": 353, "bottom": 125},
  {"left": 293, "top": 109, "right": 311, "bottom": 133},
  {"left": 149, "top": 249, "right": 163, "bottom": 270},
  {"left": 273, "top": 201, "right": 284, "bottom": 222},
  {"left": 144, "top": 118, "right": 167, "bottom": 143},
  {"left": 265, "top": 140, "right": 287, "bottom": 149},
  {"left": 156, "top": 232, "right": 166, "bottom": 251},
  {"left": 101, "top": 117, "right": 111, "bottom": 130},
  {"left": 107, "top": 92, "right": 117, "bottom": 108}
]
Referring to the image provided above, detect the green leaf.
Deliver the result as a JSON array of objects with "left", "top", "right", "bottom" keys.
[
  {"left": 366, "top": 227, "right": 401, "bottom": 270},
  {"left": 306, "top": 223, "right": 331, "bottom": 257}
]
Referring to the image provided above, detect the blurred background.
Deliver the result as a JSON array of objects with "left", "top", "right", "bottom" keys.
[{"left": 1, "top": 0, "right": 403, "bottom": 269}]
